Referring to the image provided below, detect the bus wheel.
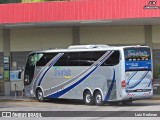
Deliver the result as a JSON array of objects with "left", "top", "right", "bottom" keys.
[
  {"left": 84, "top": 91, "right": 94, "bottom": 105},
  {"left": 37, "top": 89, "right": 44, "bottom": 102},
  {"left": 94, "top": 91, "right": 104, "bottom": 106}
]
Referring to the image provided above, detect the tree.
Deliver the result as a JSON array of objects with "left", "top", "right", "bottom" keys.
[
  {"left": 22, "top": 0, "right": 68, "bottom": 3},
  {"left": 0, "top": 0, "right": 72, "bottom": 4},
  {"left": 22, "top": 0, "right": 44, "bottom": 2},
  {"left": 0, "top": 0, "right": 22, "bottom": 4}
]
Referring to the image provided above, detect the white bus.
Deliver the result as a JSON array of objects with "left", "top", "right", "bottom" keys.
[{"left": 24, "top": 45, "right": 153, "bottom": 105}]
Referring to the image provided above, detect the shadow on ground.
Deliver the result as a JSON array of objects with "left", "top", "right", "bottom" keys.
[{"left": 44, "top": 98, "right": 160, "bottom": 107}]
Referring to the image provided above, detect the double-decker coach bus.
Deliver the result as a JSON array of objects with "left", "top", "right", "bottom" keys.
[{"left": 24, "top": 45, "right": 153, "bottom": 105}]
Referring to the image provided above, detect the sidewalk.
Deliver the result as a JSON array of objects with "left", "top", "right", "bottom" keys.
[
  {"left": 0, "top": 95, "right": 36, "bottom": 102},
  {"left": 151, "top": 95, "right": 160, "bottom": 100},
  {"left": 0, "top": 95, "right": 160, "bottom": 102}
]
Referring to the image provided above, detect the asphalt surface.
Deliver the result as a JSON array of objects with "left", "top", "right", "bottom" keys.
[
  {"left": 1, "top": 94, "right": 160, "bottom": 101},
  {"left": 0, "top": 98, "right": 160, "bottom": 111},
  {"left": 0, "top": 96, "right": 160, "bottom": 120}
]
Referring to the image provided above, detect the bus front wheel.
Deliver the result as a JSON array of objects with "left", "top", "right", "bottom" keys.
[{"left": 36, "top": 89, "right": 44, "bottom": 102}]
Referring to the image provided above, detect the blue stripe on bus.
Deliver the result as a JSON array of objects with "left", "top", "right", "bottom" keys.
[
  {"left": 38, "top": 53, "right": 63, "bottom": 86},
  {"left": 148, "top": 79, "right": 152, "bottom": 87},
  {"left": 127, "top": 71, "right": 149, "bottom": 89},
  {"left": 46, "top": 51, "right": 114, "bottom": 98},
  {"left": 47, "top": 66, "right": 98, "bottom": 98},
  {"left": 127, "top": 71, "right": 138, "bottom": 85},
  {"left": 104, "top": 69, "right": 115, "bottom": 101}
]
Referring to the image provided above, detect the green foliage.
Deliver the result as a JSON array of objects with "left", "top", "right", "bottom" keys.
[
  {"left": 0, "top": 0, "right": 22, "bottom": 4},
  {"left": 22, "top": 0, "right": 64, "bottom": 3},
  {"left": 0, "top": 0, "right": 66, "bottom": 4},
  {"left": 22, "top": 0, "right": 44, "bottom": 2}
]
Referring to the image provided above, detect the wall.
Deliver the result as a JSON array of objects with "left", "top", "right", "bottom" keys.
[
  {"left": 10, "top": 26, "right": 146, "bottom": 51},
  {"left": 0, "top": 30, "right": 3, "bottom": 52},
  {"left": 10, "top": 27, "right": 72, "bottom": 51},
  {"left": 152, "top": 25, "right": 160, "bottom": 79},
  {"left": 152, "top": 25, "right": 160, "bottom": 49},
  {"left": 80, "top": 26, "right": 145, "bottom": 45}
]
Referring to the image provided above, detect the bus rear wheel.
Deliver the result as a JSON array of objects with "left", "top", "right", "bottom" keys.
[
  {"left": 36, "top": 89, "right": 44, "bottom": 102},
  {"left": 94, "top": 91, "right": 104, "bottom": 106},
  {"left": 84, "top": 91, "right": 94, "bottom": 105}
]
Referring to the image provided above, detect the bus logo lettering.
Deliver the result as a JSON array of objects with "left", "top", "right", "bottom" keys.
[{"left": 53, "top": 67, "right": 72, "bottom": 79}]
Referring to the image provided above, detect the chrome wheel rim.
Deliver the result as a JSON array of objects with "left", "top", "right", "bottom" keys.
[
  {"left": 96, "top": 94, "right": 102, "bottom": 104},
  {"left": 38, "top": 91, "right": 43, "bottom": 100},
  {"left": 86, "top": 94, "right": 91, "bottom": 103}
]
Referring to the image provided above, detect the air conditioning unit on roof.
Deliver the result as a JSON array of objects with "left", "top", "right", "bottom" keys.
[{"left": 68, "top": 45, "right": 110, "bottom": 49}]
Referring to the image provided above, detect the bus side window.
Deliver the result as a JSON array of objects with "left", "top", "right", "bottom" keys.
[
  {"left": 36, "top": 53, "right": 57, "bottom": 66},
  {"left": 91, "top": 51, "right": 106, "bottom": 62},
  {"left": 54, "top": 53, "right": 68, "bottom": 66},
  {"left": 68, "top": 52, "right": 80, "bottom": 66},
  {"left": 79, "top": 52, "right": 92, "bottom": 66},
  {"left": 103, "top": 51, "right": 120, "bottom": 66}
]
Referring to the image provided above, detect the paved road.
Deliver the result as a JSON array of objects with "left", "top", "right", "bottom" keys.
[
  {"left": 0, "top": 99, "right": 160, "bottom": 120},
  {"left": 0, "top": 99, "right": 160, "bottom": 111}
]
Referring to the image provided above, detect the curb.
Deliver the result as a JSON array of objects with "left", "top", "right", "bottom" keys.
[{"left": 151, "top": 97, "right": 160, "bottom": 100}]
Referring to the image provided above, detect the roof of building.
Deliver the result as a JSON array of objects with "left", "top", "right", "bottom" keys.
[{"left": 0, "top": 0, "right": 160, "bottom": 28}]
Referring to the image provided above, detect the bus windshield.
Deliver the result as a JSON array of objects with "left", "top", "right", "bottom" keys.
[
  {"left": 29, "top": 54, "right": 43, "bottom": 66},
  {"left": 124, "top": 47, "right": 151, "bottom": 71},
  {"left": 24, "top": 53, "right": 43, "bottom": 85},
  {"left": 24, "top": 53, "right": 57, "bottom": 85}
]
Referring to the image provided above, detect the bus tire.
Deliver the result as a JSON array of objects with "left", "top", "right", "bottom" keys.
[
  {"left": 36, "top": 88, "right": 44, "bottom": 102},
  {"left": 94, "top": 91, "right": 104, "bottom": 106},
  {"left": 84, "top": 91, "right": 94, "bottom": 105}
]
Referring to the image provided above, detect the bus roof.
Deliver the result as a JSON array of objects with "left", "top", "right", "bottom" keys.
[{"left": 29, "top": 45, "right": 150, "bottom": 54}]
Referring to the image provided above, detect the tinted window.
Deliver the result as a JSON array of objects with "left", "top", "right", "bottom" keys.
[
  {"left": 24, "top": 53, "right": 57, "bottom": 85},
  {"left": 24, "top": 53, "right": 36, "bottom": 85},
  {"left": 68, "top": 52, "right": 80, "bottom": 66},
  {"left": 92, "top": 51, "right": 106, "bottom": 61},
  {"left": 79, "top": 51, "right": 106, "bottom": 66},
  {"left": 54, "top": 53, "right": 68, "bottom": 66},
  {"left": 79, "top": 52, "right": 92, "bottom": 66},
  {"left": 54, "top": 51, "right": 119, "bottom": 66},
  {"left": 36, "top": 53, "right": 57, "bottom": 66},
  {"left": 102, "top": 51, "right": 120, "bottom": 66}
]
